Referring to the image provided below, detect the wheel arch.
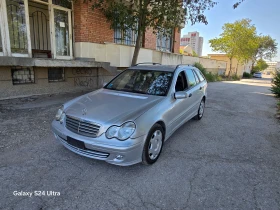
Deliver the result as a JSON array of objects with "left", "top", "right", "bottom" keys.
[{"left": 155, "top": 120, "right": 166, "bottom": 140}]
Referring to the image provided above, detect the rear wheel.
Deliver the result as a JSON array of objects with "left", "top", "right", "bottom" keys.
[
  {"left": 142, "top": 124, "right": 164, "bottom": 165},
  {"left": 195, "top": 99, "right": 205, "bottom": 120}
]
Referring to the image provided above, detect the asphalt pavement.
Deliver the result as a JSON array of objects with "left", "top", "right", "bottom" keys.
[{"left": 0, "top": 78, "right": 280, "bottom": 210}]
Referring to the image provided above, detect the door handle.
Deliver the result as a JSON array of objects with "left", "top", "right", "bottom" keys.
[
  {"left": 199, "top": 86, "right": 203, "bottom": 90},
  {"left": 189, "top": 93, "right": 192, "bottom": 97}
]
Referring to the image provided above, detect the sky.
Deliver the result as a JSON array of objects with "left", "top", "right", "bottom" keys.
[{"left": 181, "top": 0, "right": 280, "bottom": 61}]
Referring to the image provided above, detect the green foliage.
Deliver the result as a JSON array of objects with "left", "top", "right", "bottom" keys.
[
  {"left": 253, "top": 59, "right": 268, "bottom": 72},
  {"left": 209, "top": 19, "right": 278, "bottom": 74},
  {"left": 194, "top": 62, "right": 222, "bottom": 82},
  {"left": 233, "top": 0, "right": 245, "bottom": 9},
  {"left": 271, "top": 72, "right": 280, "bottom": 97},
  {"left": 253, "top": 35, "right": 278, "bottom": 62},
  {"left": 243, "top": 72, "right": 252, "bottom": 78},
  {"left": 231, "top": 74, "right": 240, "bottom": 81},
  {"left": 192, "top": 50, "right": 198, "bottom": 57},
  {"left": 91, "top": 0, "right": 218, "bottom": 65},
  {"left": 194, "top": 62, "right": 207, "bottom": 74},
  {"left": 209, "top": 19, "right": 258, "bottom": 74}
]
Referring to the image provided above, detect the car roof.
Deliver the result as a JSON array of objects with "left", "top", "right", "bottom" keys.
[{"left": 127, "top": 64, "right": 193, "bottom": 72}]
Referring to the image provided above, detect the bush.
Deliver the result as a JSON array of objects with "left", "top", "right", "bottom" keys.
[
  {"left": 271, "top": 72, "right": 280, "bottom": 97},
  {"left": 231, "top": 74, "right": 240, "bottom": 81},
  {"left": 204, "top": 72, "right": 215, "bottom": 82},
  {"left": 243, "top": 72, "right": 252, "bottom": 78},
  {"left": 216, "top": 75, "right": 223, "bottom": 81},
  {"left": 194, "top": 62, "right": 207, "bottom": 75},
  {"left": 194, "top": 62, "right": 222, "bottom": 82}
]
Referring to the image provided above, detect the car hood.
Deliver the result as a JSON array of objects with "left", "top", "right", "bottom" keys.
[{"left": 65, "top": 89, "right": 163, "bottom": 125}]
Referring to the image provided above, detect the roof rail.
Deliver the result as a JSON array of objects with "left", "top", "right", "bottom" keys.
[
  {"left": 175, "top": 64, "right": 192, "bottom": 69},
  {"left": 134, "top": 62, "right": 162, "bottom": 66}
]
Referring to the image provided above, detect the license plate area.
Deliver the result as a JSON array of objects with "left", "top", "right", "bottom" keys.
[{"left": 67, "top": 137, "right": 85, "bottom": 150}]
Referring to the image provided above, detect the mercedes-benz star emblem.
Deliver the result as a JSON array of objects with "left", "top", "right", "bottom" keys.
[{"left": 82, "top": 108, "right": 87, "bottom": 115}]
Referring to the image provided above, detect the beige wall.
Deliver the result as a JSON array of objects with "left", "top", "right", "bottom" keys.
[
  {"left": 0, "top": 67, "right": 114, "bottom": 99},
  {"left": 74, "top": 42, "right": 227, "bottom": 73},
  {"left": 208, "top": 54, "right": 252, "bottom": 76}
]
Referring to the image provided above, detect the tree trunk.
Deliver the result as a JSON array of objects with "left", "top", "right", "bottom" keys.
[
  {"left": 131, "top": 0, "right": 144, "bottom": 66},
  {"left": 228, "top": 58, "right": 232, "bottom": 78},
  {"left": 131, "top": 30, "right": 143, "bottom": 66},
  {"left": 251, "top": 61, "right": 255, "bottom": 73},
  {"left": 236, "top": 62, "right": 239, "bottom": 75}
]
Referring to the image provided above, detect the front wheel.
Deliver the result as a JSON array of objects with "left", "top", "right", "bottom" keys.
[
  {"left": 142, "top": 124, "right": 164, "bottom": 165},
  {"left": 195, "top": 99, "right": 205, "bottom": 120}
]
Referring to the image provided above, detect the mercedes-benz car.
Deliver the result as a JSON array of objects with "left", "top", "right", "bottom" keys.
[{"left": 51, "top": 64, "right": 207, "bottom": 166}]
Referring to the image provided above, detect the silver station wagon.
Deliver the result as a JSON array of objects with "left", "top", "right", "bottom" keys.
[{"left": 52, "top": 64, "right": 207, "bottom": 166}]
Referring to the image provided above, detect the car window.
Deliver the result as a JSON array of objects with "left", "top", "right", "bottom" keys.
[
  {"left": 105, "top": 70, "right": 173, "bottom": 96},
  {"left": 193, "top": 70, "right": 200, "bottom": 83},
  {"left": 194, "top": 69, "right": 205, "bottom": 82},
  {"left": 175, "top": 71, "right": 188, "bottom": 92},
  {"left": 185, "top": 69, "right": 197, "bottom": 88}
]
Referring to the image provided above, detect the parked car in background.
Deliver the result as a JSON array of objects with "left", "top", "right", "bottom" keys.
[
  {"left": 52, "top": 63, "right": 208, "bottom": 166},
  {"left": 253, "top": 72, "right": 262, "bottom": 78}
]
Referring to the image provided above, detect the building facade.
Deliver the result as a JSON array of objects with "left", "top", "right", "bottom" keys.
[
  {"left": 0, "top": 0, "right": 182, "bottom": 99},
  {"left": 180, "top": 31, "right": 203, "bottom": 56},
  {"left": 208, "top": 54, "right": 252, "bottom": 77},
  {"left": 264, "top": 61, "right": 279, "bottom": 74}
]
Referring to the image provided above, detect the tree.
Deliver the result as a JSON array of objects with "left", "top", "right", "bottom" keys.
[
  {"left": 233, "top": 0, "right": 245, "bottom": 8},
  {"left": 192, "top": 50, "right": 198, "bottom": 57},
  {"left": 250, "top": 35, "right": 278, "bottom": 71},
  {"left": 271, "top": 72, "right": 280, "bottom": 97},
  {"left": 252, "top": 59, "right": 268, "bottom": 73},
  {"left": 91, "top": 0, "right": 218, "bottom": 65},
  {"left": 209, "top": 19, "right": 258, "bottom": 77}
]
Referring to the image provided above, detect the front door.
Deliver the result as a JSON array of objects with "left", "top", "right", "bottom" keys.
[
  {"left": 166, "top": 70, "right": 197, "bottom": 134},
  {"left": 51, "top": 5, "right": 72, "bottom": 59}
]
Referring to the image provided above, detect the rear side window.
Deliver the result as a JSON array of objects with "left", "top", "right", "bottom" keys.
[
  {"left": 194, "top": 69, "right": 205, "bottom": 82},
  {"left": 185, "top": 69, "right": 197, "bottom": 88},
  {"left": 192, "top": 70, "right": 200, "bottom": 84}
]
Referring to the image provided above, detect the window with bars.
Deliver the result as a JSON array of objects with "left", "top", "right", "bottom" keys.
[
  {"left": 114, "top": 27, "right": 137, "bottom": 46},
  {"left": 12, "top": 67, "right": 35, "bottom": 85},
  {"left": 6, "top": 0, "right": 28, "bottom": 54},
  {"left": 156, "top": 29, "right": 173, "bottom": 52},
  {"left": 48, "top": 67, "right": 65, "bottom": 82}
]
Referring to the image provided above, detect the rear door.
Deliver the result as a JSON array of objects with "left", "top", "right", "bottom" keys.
[{"left": 184, "top": 69, "right": 201, "bottom": 115}]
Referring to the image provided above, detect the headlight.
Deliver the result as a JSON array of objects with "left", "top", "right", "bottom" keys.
[
  {"left": 106, "top": 122, "right": 136, "bottom": 140},
  {"left": 60, "top": 113, "right": 66, "bottom": 124},
  {"left": 55, "top": 105, "right": 64, "bottom": 121},
  {"left": 106, "top": 126, "right": 119, "bottom": 139}
]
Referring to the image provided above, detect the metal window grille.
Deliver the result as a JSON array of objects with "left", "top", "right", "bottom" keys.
[
  {"left": 156, "top": 29, "right": 173, "bottom": 52},
  {"left": 12, "top": 67, "right": 35, "bottom": 85},
  {"left": 7, "top": 0, "right": 28, "bottom": 54},
  {"left": 114, "top": 26, "right": 137, "bottom": 46},
  {"left": 48, "top": 67, "right": 65, "bottom": 82}
]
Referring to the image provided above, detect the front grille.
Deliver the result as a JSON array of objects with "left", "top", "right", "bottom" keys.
[
  {"left": 66, "top": 115, "right": 100, "bottom": 138},
  {"left": 59, "top": 138, "right": 109, "bottom": 159}
]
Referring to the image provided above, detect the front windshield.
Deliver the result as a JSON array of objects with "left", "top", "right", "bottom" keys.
[{"left": 105, "top": 70, "right": 173, "bottom": 96}]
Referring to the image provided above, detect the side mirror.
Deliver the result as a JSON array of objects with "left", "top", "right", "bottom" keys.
[{"left": 174, "top": 91, "right": 187, "bottom": 99}]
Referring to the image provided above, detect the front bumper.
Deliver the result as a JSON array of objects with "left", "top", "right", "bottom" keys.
[{"left": 51, "top": 120, "right": 146, "bottom": 166}]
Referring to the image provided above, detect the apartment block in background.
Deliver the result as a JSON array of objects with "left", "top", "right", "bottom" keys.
[{"left": 180, "top": 31, "right": 204, "bottom": 56}]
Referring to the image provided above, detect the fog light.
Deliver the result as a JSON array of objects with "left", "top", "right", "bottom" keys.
[{"left": 116, "top": 155, "right": 124, "bottom": 160}]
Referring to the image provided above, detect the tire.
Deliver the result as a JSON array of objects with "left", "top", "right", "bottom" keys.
[
  {"left": 142, "top": 124, "right": 164, "bottom": 165},
  {"left": 195, "top": 99, "right": 205, "bottom": 120}
]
